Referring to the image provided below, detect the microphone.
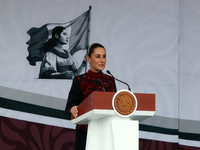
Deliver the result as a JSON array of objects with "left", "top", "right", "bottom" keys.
[
  {"left": 97, "top": 71, "right": 106, "bottom": 92},
  {"left": 106, "top": 70, "right": 131, "bottom": 91}
]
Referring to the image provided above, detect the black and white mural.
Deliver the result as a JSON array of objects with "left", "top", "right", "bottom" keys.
[{"left": 26, "top": 8, "right": 91, "bottom": 79}]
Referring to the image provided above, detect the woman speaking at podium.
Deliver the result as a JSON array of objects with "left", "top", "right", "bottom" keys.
[{"left": 65, "top": 43, "right": 116, "bottom": 150}]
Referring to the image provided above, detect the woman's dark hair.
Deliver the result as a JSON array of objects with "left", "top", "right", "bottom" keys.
[
  {"left": 87, "top": 43, "right": 105, "bottom": 57},
  {"left": 42, "top": 26, "right": 65, "bottom": 53}
]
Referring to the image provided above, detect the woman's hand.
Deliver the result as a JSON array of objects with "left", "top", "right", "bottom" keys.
[
  {"left": 63, "top": 71, "right": 74, "bottom": 78},
  {"left": 70, "top": 106, "right": 78, "bottom": 117}
]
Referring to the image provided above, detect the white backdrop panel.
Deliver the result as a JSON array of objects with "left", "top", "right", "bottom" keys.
[
  {"left": 0, "top": 0, "right": 179, "bottom": 119},
  {"left": 179, "top": 0, "right": 200, "bottom": 121}
]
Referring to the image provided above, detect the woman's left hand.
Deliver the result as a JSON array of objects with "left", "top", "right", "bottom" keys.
[{"left": 63, "top": 71, "right": 74, "bottom": 78}]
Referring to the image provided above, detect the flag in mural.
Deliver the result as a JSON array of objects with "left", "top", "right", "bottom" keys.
[{"left": 26, "top": 7, "right": 91, "bottom": 66}]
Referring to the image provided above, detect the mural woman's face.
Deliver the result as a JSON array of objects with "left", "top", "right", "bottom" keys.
[
  {"left": 86, "top": 47, "right": 106, "bottom": 73},
  {"left": 58, "top": 29, "right": 68, "bottom": 44}
]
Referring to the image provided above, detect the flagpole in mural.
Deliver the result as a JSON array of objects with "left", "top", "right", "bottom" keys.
[
  {"left": 26, "top": 6, "right": 92, "bottom": 79},
  {"left": 85, "top": 6, "right": 92, "bottom": 72}
]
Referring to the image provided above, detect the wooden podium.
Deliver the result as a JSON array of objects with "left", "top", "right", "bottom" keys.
[{"left": 71, "top": 91, "right": 155, "bottom": 150}]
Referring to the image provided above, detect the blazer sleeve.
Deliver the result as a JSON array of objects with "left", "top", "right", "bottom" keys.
[{"left": 65, "top": 77, "right": 81, "bottom": 116}]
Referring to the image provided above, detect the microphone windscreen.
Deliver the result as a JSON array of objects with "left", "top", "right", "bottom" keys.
[{"left": 106, "top": 70, "right": 111, "bottom": 74}]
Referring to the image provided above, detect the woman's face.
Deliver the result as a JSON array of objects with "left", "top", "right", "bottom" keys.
[
  {"left": 86, "top": 47, "right": 106, "bottom": 73},
  {"left": 58, "top": 29, "right": 68, "bottom": 44}
]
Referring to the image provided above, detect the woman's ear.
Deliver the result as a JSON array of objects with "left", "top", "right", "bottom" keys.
[
  {"left": 55, "top": 34, "right": 59, "bottom": 39},
  {"left": 86, "top": 55, "right": 91, "bottom": 64}
]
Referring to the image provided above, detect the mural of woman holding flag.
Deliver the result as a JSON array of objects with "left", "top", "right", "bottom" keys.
[
  {"left": 39, "top": 26, "right": 86, "bottom": 79},
  {"left": 26, "top": 7, "right": 91, "bottom": 79}
]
